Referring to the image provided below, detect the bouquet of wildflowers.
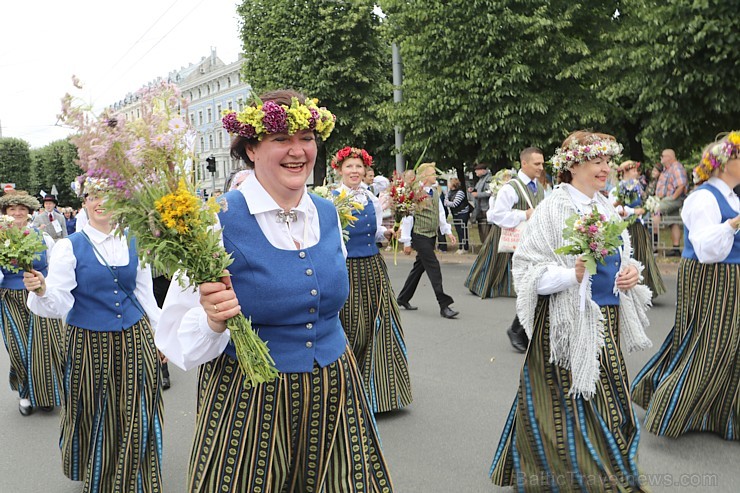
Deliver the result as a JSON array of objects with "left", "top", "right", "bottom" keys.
[
  {"left": 644, "top": 195, "right": 661, "bottom": 215},
  {"left": 310, "top": 185, "right": 363, "bottom": 242},
  {"left": 59, "top": 77, "right": 278, "bottom": 388},
  {"left": 488, "top": 169, "right": 518, "bottom": 197},
  {"left": 614, "top": 179, "right": 641, "bottom": 207},
  {"left": 555, "top": 207, "right": 629, "bottom": 275},
  {"left": 0, "top": 216, "right": 46, "bottom": 275},
  {"left": 387, "top": 170, "right": 430, "bottom": 264}
]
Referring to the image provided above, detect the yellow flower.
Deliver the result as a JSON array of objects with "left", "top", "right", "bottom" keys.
[{"left": 155, "top": 179, "right": 201, "bottom": 235}]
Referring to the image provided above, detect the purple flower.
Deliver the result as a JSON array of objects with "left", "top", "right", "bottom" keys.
[
  {"left": 308, "top": 107, "right": 319, "bottom": 129},
  {"left": 588, "top": 225, "right": 599, "bottom": 234},
  {"left": 600, "top": 249, "right": 608, "bottom": 256},
  {"left": 261, "top": 101, "right": 288, "bottom": 134},
  {"left": 589, "top": 242, "right": 598, "bottom": 251}
]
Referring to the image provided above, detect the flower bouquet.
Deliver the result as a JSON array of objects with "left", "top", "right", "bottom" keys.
[
  {"left": 488, "top": 168, "right": 518, "bottom": 197},
  {"left": 644, "top": 196, "right": 661, "bottom": 215},
  {"left": 388, "top": 170, "right": 429, "bottom": 264},
  {"left": 555, "top": 207, "right": 629, "bottom": 275},
  {"left": 310, "top": 185, "right": 364, "bottom": 242},
  {"left": 0, "top": 216, "right": 46, "bottom": 275},
  {"left": 59, "top": 77, "right": 278, "bottom": 389},
  {"left": 613, "top": 179, "right": 641, "bottom": 207}
]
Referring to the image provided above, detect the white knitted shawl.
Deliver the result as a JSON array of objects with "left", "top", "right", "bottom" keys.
[{"left": 512, "top": 186, "right": 653, "bottom": 399}]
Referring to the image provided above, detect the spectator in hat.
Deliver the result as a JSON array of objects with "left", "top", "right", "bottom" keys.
[
  {"left": 469, "top": 163, "right": 493, "bottom": 243},
  {"left": 32, "top": 195, "right": 67, "bottom": 241}
]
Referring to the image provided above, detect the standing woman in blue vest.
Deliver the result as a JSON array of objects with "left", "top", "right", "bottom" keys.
[
  {"left": 0, "top": 190, "right": 63, "bottom": 416},
  {"left": 332, "top": 146, "right": 413, "bottom": 413},
  {"left": 23, "top": 179, "right": 163, "bottom": 492},
  {"left": 156, "top": 90, "right": 393, "bottom": 492},
  {"left": 632, "top": 132, "right": 740, "bottom": 440}
]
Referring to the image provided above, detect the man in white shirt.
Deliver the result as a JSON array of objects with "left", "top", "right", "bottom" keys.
[{"left": 490, "top": 147, "right": 545, "bottom": 351}]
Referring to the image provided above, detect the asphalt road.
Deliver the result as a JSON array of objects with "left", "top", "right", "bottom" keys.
[{"left": 0, "top": 253, "right": 736, "bottom": 492}]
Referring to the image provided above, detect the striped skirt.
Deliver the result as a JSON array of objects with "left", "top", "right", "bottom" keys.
[
  {"left": 0, "top": 287, "right": 64, "bottom": 407},
  {"left": 629, "top": 222, "right": 666, "bottom": 298},
  {"left": 464, "top": 225, "right": 515, "bottom": 299},
  {"left": 189, "top": 350, "right": 394, "bottom": 493},
  {"left": 62, "top": 321, "right": 163, "bottom": 493},
  {"left": 631, "top": 258, "right": 739, "bottom": 440},
  {"left": 340, "top": 254, "right": 412, "bottom": 413},
  {"left": 490, "top": 301, "right": 648, "bottom": 492}
]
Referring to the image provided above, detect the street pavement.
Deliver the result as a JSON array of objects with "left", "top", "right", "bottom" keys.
[{"left": 0, "top": 252, "right": 736, "bottom": 492}]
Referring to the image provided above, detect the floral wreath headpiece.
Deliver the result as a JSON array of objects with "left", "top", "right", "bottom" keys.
[
  {"left": 72, "top": 176, "right": 111, "bottom": 197},
  {"left": 693, "top": 131, "right": 740, "bottom": 184},
  {"left": 221, "top": 96, "right": 336, "bottom": 141},
  {"left": 330, "top": 146, "right": 373, "bottom": 169},
  {"left": 551, "top": 137, "right": 623, "bottom": 176},
  {"left": 617, "top": 160, "right": 641, "bottom": 176},
  {"left": 0, "top": 190, "right": 41, "bottom": 212}
]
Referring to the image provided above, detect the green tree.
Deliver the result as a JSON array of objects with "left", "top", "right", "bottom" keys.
[
  {"left": 31, "top": 140, "right": 83, "bottom": 207},
  {"left": 0, "top": 138, "right": 33, "bottom": 192},
  {"left": 236, "top": 0, "right": 392, "bottom": 182},
  {"left": 378, "top": 0, "right": 622, "bottom": 178}
]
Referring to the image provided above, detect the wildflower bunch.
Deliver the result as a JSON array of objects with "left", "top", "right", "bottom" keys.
[
  {"left": 59, "top": 77, "right": 278, "bottom": 388},
  {"left": 309, "top": 185, "right": 364, "bottom": 242},
  {"left": 222, "top": 96, "right": 335, "bottom": 141},
  {"left": 387, "top": 170, "right": 430, "bottom": 264},
  {"left": 693, "top": 131, "right": 740, "bottom": 184},
  {"left": 614, "top": 179, "right": 642, "bottom": 207},
  {"left": 555, "top": 207, "right": 629, "bottom": 275},
  {"left": 644, "top": 196, "right": 661, "bottom": 215},
  {"left": 488, "top": 169, "right": 518, "bottom": 196},
  {"left": 0, "top": 217, "right": 46, "bottom": 275}
]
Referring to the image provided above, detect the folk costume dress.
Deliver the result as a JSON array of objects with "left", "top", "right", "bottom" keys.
[
  {"left": 0, "top": 229, "right": 64, "bottom": 409},
  {"left": 631, "top": 177, "right": 740, "bottom": 440},
  {"left": 156, "top": 175, "right": 394, "bottom": 493},
  {"left": 490, "top": 185, "right": 653, "bottom": 492},
  {"left": 615, "top": 181, "right": 666, "bottom": 298},
  {"left": 465, "top": 171, "right": 544, "bottom": 299},
  {"left": 338, "top": 184, "right": 412, "bottom": 413},
  {"left": 27, "top": 224, "right": 163, "bottom": 493}
]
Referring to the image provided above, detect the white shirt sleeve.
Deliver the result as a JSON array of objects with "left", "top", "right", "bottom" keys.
[
  {"left": 682, "top": 189, "right": 737, "bottom": 264},
  {"left": 133, "top": 263, "right": 161, "bottom": 331},
  {"left": 27, "top": 238, "right": 77, "bottom": 319},
  {"left": 536, "top": 265, "right": 580, "bottom": 295},
  {"left": 491, "top": 183, "right": 527, "bottom": 228},
  {"left": 369, "top": 194, "right": 387, "bottom": 242},
  {"left": 154, "top": 272, "right": 231, "bottom": 370},
  {"left": 437, "top": 197, "right": 452, "bottom": 236},
  {"left": 400, "top": 215, "right": 414, "bottom": 246},
  {"left": 486, "top": 196, "right": 496, "bottom": 223}
]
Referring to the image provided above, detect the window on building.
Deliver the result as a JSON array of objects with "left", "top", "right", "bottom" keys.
[
  {"left": 227, "top": 101, "right": 233, "bottom": 110},
  {"left": 227, "top": 77, "right": 231, "bottom": 88},
  {"left": 199, "top": 111, "right": 203, "bottom": 125},
  {"left": 209, "top": 135, "right": 214, "bottom": 153},
  {"left": 218, "top": 132, "right": 224, "bottom": 148},
  {"left": 199, "top": 137, "right": 205, "bottom": 153},
  {"left": 198, "top": 88, "right": 202, "bottom": 99},
  {"left": 207, "top": 108, "right": 212, "bottom": 123},
  {"left": 217, "top": 81, "right": 221, "bottom": 91}
]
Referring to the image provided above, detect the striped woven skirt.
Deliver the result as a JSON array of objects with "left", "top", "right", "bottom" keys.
[
  {"left": 490, "top": 300, "right": 648, "bottom": 492},
  {"left": 189, "top": 350, "right": 394, "bottom": 493},
  {"left": 340, "top": 254, "right": 412, "bottom": 413},
  {"left": 464, "top": 225, "right": 515, "bottom": 298},
  {"left": 631, "top": 258, "right": 739, "bottom": 440},
  {"left": 62, "top": 320, "right": 163, "bottom": 493},
  {"left": 0, "top": 287, "right": 64, "bottom": 407},
  {"left": 629, "top": 222, "right": 666, "bottom": 298}
]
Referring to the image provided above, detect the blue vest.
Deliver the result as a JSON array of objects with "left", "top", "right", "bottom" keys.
[
  {"left": 591, "top": 251, "right": 621, "bottom": 306},
  {"left": 218, "top": 191, "right": 350, "bottom": 373},
  {"left": 65, "top": 232, "right": 144, "bottom": 331},
  {"left": 0, "top": 229, "right": 48, "bottom": 290},
  {"left": 683, "top": 183, "right": 740, "bottom": 264},
  {"left": 345, "top": 195, "right": 379, "bottom": 258}
]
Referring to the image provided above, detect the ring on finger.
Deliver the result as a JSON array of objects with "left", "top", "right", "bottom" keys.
[{"left": 214, "top": 303, "right": 219, "bottom": 313}]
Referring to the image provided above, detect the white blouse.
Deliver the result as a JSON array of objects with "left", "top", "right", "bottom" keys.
[
  {"left": 682, "top": 177, "right": 739, "bottom": 264},
  {"left": 490, "top": 170, "right": 536, "bottom": 228},
  {"left": 155, "top": 174, "right": 346, "bottom": 371},
  {"left": 26, "top": 224, "right": 160, "bottom": 329},
  {"left": 338, "top": 183, "right": 387, "bottom": 243}
]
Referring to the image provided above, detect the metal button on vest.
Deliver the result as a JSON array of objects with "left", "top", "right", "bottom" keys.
[
  {"left": 113, "top": 278, "right": 118, "bottom": 283},
  {"left": 116, "top": 314, "right": 122, "bottom": 318},
  {"left": 114, "top": 290, "right": 118, "bottom": 295},
  {"left": 309, "top": 308, "right": 316, "bottom": 313},
  {"left": 306, "top": 323, "right": 313, "bottom": 329},
  {"left": 305, "top": 341, "right": 313, "bottom": 348},
  {"left": 367, "top": 244, "right": 372, "bottom": 247},
  {"left": 112, "top": 266, "right": 117, "bottom": 270},
  {"left": 305, "top": 269, "right": 313, "bottom": 276},
  {"left": 310, "top": 289, "right": 317, "bottom": 296},
  {"left": 299, "top": 251, "right": 306, "bottom": 259},
  {"left": 115, "top": 302, "right": 120, "bottom": 307}
]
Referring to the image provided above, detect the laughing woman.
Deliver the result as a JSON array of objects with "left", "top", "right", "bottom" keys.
[
  {"left": 332, "top": 146, "right": 412, "bottom": 413},
  {"left": 156, "top": 90, "right": 393, "bottom": 492},
  {"left": 0, "top": 190, "right": 63, "bottom": 416},
  {"left": 23, "top": 180, "right": 163, "bottom": 492},
  {"left": 632, "top": 131, "right": 740, "bottom": 440}
]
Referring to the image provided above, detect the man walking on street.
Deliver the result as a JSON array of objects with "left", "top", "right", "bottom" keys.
[
  {"left": 653, "top": 149, "right": 688, "bottom": 256},
  {"left": 31, "top": 195, "right": 67, "bottom": 241},
  {"left": 397, "top": 163, "right": 460, "bottom": 319}
]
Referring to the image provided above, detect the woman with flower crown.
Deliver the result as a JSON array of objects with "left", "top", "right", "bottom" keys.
[
  {"left": 631, "top": 131, "right": 740, "bottom": 440},
  {"left": 23, "top": 178, "right": 164, "bottom": 492},
  {"left": 0, "top": 190, "right": 63, "bottom": 417},
  {"left": 612, "top": 160, "right": 666, "bottom": 298},
  {"left": 490, "top": 131, "right": 652, "bottom": 491},
  {"left": 331, "top": 146, "right": 413, "bottom": 413},
  {"left": 156, "top": 90, "right": 393, "bottom": 492}
]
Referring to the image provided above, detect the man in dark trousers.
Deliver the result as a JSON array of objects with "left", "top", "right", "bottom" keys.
[{"left": 397, "top": 162, "right": 460, "bottom": 319}]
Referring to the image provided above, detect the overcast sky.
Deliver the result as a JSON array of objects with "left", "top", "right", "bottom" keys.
[{"left": 0, "top": 0, "right": 242, "bottom": 149}]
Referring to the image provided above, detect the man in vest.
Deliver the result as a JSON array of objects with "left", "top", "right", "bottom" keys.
[
  {"left": 31, "top": 195, "right": 68, "bottom": 241},
  {"left": 490, "top": 147, "right": 545, "bottom": 351},
  {"left": 397, "top": 162, "right": 460, "bottom": 319}
]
